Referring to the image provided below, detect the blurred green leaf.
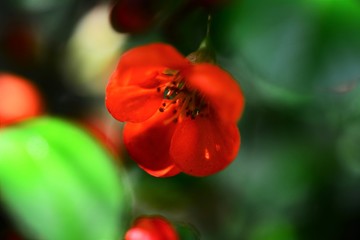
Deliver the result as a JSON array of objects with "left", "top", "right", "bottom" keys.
[
  {"left": 0, "top": 117, "right": 130, "bottom": 240},
  {"left": 213, "top": 0, "right": 360, "bottom": 105},
  {"left": 221, "top": 137, "right": 322, "bottom": 211}
]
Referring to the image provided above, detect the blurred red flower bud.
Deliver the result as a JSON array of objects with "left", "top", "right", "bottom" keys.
[
  {"left": 0, "top": 73, "right": 43, "bottom": 127},
  {"left": 125, "top": 216, "right": 179, "bottom": 240}
]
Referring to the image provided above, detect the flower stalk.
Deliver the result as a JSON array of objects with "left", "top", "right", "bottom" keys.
[{"left": 186, "top": 14, "right": 216, "bottom": 64}]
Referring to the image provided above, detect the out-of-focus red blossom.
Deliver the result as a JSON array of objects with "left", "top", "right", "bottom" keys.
[
  {"left": 125, "top": 216, "right": 179, "bottom": 240},
  {"left": 0, "top": 73, "right": 43, "bottom": 127},
  {"left": 106, "top": 43, "right": 244, "bottom": 177},
  {"left": 110, "top": 0, "right": 158, "bottom": 33}
]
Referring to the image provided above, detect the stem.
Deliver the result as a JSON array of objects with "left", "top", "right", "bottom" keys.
[
  {"left": 199, "top": 14, "right": 212, "bottom": 50},
  {"left": 187, "top": 14, "right": 216, "bottom": 64}
]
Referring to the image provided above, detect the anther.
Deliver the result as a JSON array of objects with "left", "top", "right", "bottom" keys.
[{"left": 159, "top": 76, "right": 209, "bottom": 124}]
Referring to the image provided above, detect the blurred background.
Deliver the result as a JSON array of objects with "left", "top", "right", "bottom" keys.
[{"left": 1, "top": 0, "right": 360, "bottom": 239}]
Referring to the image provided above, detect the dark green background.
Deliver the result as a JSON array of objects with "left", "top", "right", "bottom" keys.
[{"left": 1, "top": 0, "right": 360, "bottom": 239}]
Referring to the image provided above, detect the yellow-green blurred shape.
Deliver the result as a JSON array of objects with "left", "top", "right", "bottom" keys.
[
  {"left": 0, "top": 117, "right": 130, "bottom": 240},
  {"left": 63, "top": 3, "right": 127, "bottom": 96}
]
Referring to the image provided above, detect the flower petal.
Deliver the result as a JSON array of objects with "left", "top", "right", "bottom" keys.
[
  {"left": 108, "top": 65, "right": 169, "bottom": 89},
  {"left": 110, "top": 43, "right": 190, "bottom": 88},
  {"left": 183, "top": 63, "right": 245, "bottom": 122},
  {"left": 170, "top": 117, "right": 240, "bottom": 177},
  {"left": 125, "top": 216, "right": 179, "bottom": 240},
  {"left": 106, "top": 85, "right": 162, "bottom": 123},
  {"left": 123, "top": 108, "right": 181, "bottom": 177},
  {"left": 106, "top": 43, "right": 191, "bottom": 123},
  {"left": 138, "top": 164, "right": 180, "bottom": 178}
]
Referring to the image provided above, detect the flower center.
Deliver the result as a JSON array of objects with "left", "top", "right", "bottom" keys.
[{"left": 156, "top": 69, "right": 209, "bottom": 124}]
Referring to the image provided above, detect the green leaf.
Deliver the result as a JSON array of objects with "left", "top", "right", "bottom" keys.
[
  {"left": 0, "top": 117, "right": 130, "bottom": 240},
  {"left": 212, "top": 0, "right": 360, "bottom": 106}
]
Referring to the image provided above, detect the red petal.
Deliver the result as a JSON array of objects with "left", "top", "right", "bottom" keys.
[
  {"left": 138, "top": 164, "right": 181, "bottom": 178},
  {"left": 108, "top": 65, "right": 169, "bottom": 89},
  {"left": 106, "top": 44, "right": 190, "bottom": 123},
  {"left": 125, "top": 216, "right": 179, "bottom": 240},
  {"left": 123, "top": 108, "right": 181, "bottom": 177},
  {"left": 183, "top": 63, "right": 245, "bottom": 122},
  {"left": 106, "top": 85, "right": 162, "bottom": 123},
  {"left": 110, "top": 43, "right": 190, "bottom": 88},
  {"left": 170, "top": 116, "right": 240, "bottom": 177}
]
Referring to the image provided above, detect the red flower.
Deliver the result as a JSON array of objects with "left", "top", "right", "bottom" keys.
[
  {"left": 125, "top": 216, "right": 179, "bottom": 240},
  {"left": 106, "top": 43, "right": 244, "bottom": 177},
  {"left": 0, "top": 73, "right": 43, "bottom": 127}
]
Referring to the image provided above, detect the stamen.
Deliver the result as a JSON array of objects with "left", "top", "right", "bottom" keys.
[
  {"left": 157, "top": 69, "right": 209, "bottom": 124},
  {"left": 163, "top": 87, "right": 179, "bottom": 99}
]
